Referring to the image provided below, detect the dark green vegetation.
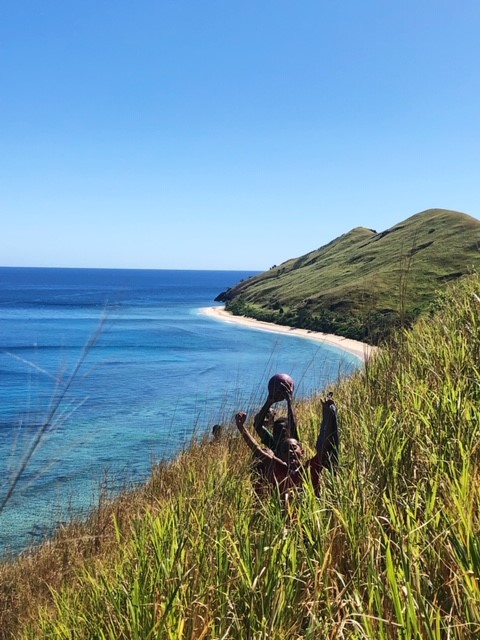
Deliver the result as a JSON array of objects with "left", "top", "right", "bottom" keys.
[
  {"left": 1, "top": 272, "right": 480, "bottom": 639},
  {"left": 217, "top": 209, "right": 480, "bottom": 343}
]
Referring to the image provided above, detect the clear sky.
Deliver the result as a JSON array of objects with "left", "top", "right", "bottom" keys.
[{"left": 1, "top": 1, "right": 479, "bottom": 271}]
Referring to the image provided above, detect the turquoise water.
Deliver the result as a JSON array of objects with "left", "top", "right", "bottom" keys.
[{"left": 0, "top": 267, "right": 359, "bottom": 554}]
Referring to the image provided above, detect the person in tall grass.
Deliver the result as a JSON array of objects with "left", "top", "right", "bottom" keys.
[
  {"left": 211, "top": 423, "right": 223, "bottom": 442},
  {"left": 253, "top": 375, "right": 299, "bottom": 455},
  {"left": 235, "top": 393, "right": 339, "bottom": 498},
  {"left": 236, "top": 410, "right": 305, "bottom": 498}
]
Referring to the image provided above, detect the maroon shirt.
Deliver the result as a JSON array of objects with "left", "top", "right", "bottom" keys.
[{"left": 253, "top": 452, "right": 321, "bottom": 496}]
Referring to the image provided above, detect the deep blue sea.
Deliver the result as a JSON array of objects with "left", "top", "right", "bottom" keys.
[{"left": 0, "top": 267, "right": 359, "bottom": 554}]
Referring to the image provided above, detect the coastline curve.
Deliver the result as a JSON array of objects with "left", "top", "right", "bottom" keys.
[{"left": 200, "top": 306, "right": 377, "bottom": 363}]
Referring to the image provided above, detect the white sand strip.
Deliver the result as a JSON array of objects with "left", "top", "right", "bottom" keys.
[{"left": 200, "top": 306, "right": 377, "bottom": 362}]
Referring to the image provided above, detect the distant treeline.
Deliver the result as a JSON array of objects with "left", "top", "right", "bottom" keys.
[{"left": 225, "top": 298, "right": 424, "bottom": 344}]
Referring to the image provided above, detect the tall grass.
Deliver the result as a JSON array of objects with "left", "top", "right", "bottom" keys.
[
  {"left": 0, "top": 315, "right": 107, "bottom": 516},
  {"left": 1, "top": 273, "right": 480, "bottom": 638}
]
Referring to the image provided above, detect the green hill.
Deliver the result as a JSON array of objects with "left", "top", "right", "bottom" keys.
[{"left": 216, "top": 208, "right": 480, "bottom": 343}]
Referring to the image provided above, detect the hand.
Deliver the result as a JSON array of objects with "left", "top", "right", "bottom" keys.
[
  {"left": 266, "top": 389, "right": 276, "bottom": 403},
  {"left": 235, "top": 411, "right": 247, "bottom": 429},
  {"left": 282, "top": 381, "right": 293, "bottom": 400},
  {"left": 268, "top": 383, "right": 291, "bottom": 403}
]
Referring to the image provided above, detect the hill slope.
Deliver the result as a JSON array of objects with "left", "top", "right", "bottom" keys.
[
  {"left": 216, "top": 208, "right": 480, "bottom": 343},
  {"left": 3, "top": 272, "right": 480, "bottom": 639}
]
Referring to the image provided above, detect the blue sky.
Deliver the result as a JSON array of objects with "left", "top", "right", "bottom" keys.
[{"left": 2, "top": 1, "right": 479, "bottom": 270}]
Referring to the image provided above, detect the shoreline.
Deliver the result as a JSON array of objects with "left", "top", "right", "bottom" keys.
[{"left": 200, "top": 306, "right": 377, "bottom": 362}]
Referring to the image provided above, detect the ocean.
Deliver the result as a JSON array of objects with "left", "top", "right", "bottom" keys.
[{"left": 0, "top": 267, "right": 359, "bottom": 554}]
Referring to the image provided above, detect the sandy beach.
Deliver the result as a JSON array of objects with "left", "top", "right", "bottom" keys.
[{"left": 200, "top": 306, "right": 377, "bottom": 362}]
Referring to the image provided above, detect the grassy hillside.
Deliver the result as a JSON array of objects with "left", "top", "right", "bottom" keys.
[
  {"left": 217, "top": 209, "right": 480, "bottom": 343},
  {"left": 1, "top": 271, "right": 480, "bottom": 638}
]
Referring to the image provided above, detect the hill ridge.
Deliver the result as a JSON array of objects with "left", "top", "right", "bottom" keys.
[{"left": 216, "top": 208, "right": 480, "bottom": 343}]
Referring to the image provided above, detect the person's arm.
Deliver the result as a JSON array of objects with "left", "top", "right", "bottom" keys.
[
  {"left": 235, "top": 412, "right": 287, "bottom": 467},
  {"left": 286, "top": 391, "right": 299, "bottom": 441},
  {"left": 253, "top": 397, "right": 275, "bottom": 447},
  {"left": 315, "top": 399, "right": 339, "bottom": 471},
  {"left": 253, "top": 397, "right": 273, "bottom": 435}
]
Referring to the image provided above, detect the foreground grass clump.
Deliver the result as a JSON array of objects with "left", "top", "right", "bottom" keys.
[{"left": 1, "top": 273, "right": 480, "bottom": 639}]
